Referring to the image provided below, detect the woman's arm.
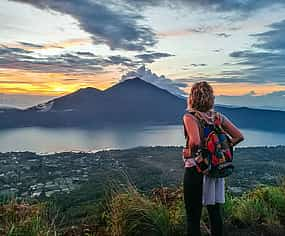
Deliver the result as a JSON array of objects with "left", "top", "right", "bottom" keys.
[
  {"left": 183, "top": 114, "right": 201, "bottom": 153},
  {"left": 221, "top": 114, "right": 244, "bottom": 146}
]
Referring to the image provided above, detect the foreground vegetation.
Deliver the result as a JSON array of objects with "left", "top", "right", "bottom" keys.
[
  {"left": 1, "top": 146, "right": 284, "bottom": 235},
  {"left": 1, "top": 178, "right": 285, "bottom": 236}
]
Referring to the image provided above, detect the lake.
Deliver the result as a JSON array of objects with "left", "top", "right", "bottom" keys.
[{"left": 0, "top": 125, "right": 285, "bottom": 153}]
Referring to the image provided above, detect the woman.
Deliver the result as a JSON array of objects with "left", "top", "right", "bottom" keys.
[{"left": 183, "top": 81, "right": 244, "bottom": 236}]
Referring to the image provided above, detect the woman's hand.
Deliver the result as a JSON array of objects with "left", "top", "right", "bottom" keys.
[
  {"left": 230, "top": 136, "right": 244, "bottom": 147},
  {"left": 221, "top": 114, "right": 244, "bottom": 146}
]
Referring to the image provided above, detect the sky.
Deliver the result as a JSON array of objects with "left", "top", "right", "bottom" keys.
[{"left": 0, "top": 0, "right": 285, "bottom": 109}]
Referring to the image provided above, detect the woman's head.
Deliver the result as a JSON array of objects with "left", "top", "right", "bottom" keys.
[{"left": 187, "top": 81, "right": 214, "bottom": 112}]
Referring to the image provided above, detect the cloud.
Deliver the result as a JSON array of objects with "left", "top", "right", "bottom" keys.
[
  {"left": 175, "top": 76, "right": 247, "bottom": 84},
  {"left": 190, "top": 63, "right": 207, "bottom": 67},
  {"left": 0, "top": 45, "right": 32, "bottom": 55},
  {"left": 0, "top": 46, "right": 106, "bottom": 73},
  {"left": 251, "top": 20, "right": 285, "bottom": 51},
  {"left": 120, "top": 65, "right": 187, "bottom": 97},
  {"left": 106, "top": 55, "right": 138, "bottom": 67},
  {"left": 62, "top": 78, "right": 80, "bottom": 81},
  {"left": 181, "top": 63, "right": 207, "bottom": 71},
  {"left": 0, "top": 80, "right": 41, "bottom": 84},
  {"left": 213, "top": 49, "right": 223, "bottom": 52},
  {"left": 12, "top": 0, "right": 284, "bottom": 54},
  {"left": 158, "top": 26, "right": 230, "bottom": 38},
  {"left": 76, "top": 51, "right": 96, "bottom": 57},
  {"left": 0, "top": 43, "right": 174, "bottom": 74},
  {"left": 17, "top": 41, "right": 44, "bottom": 49},
  {"left": 12, "top": 0, "right": 157, "bottom": 51},
  {"left": 123, "top": 0, "right": 285, "bottom": 14},
  {"left": 216, "top": 33, "right": 231, "bottom": 38},
  {"left": 135, "top": 52, "right": 174, "bottom": 63},
  {"left": 227, "top": 19, "right": 285, "bottom": 85},
  {"left": 4, "top": 39, "right": 93, "bottom": 51}
]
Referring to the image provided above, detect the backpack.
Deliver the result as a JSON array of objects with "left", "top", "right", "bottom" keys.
[{"left": 183, "top": 111, "right": 234, "bottom": 178}]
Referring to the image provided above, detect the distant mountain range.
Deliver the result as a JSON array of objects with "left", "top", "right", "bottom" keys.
[
  {"left": 0, "top": 106, "right": 21, "bottom": 113},
  {"left": 1, "top": 78, "right": 285, "bottom": 132}
]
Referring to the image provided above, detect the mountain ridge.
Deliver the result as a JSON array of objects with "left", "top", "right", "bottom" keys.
[{"left": 0, "top": 78, "right": 285, "bottom": 132}]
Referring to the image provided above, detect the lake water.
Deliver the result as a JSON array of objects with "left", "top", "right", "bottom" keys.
[{"left": 0, "top": 125, "right": 285, "bottom": 153}]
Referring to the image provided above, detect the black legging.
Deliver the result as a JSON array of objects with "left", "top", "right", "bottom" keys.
[{"left": 183, "top": 167, "right": 224, "bottom": 236}]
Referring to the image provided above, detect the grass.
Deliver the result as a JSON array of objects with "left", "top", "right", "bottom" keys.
[
  {"left": 0, "top": 200, "right": 57, "bottom": 236},
  {"left": 103, "top": 180, "right": 285, "bottom": 236},
  {"left": 105, "top": 185, "right": 172, "bottom": 236},
  {"left": 227, "top": 183, "right": 285, "bottom": 227},
  {"left": 0, "top": 179, "right": 284, "bottom": 235}
]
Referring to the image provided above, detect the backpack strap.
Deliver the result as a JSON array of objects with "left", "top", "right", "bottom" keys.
[{"left": 213, "top": 111, "right": 223, "bottom": 126}]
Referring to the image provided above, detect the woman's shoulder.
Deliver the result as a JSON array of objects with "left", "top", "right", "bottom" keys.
[
  {"left": 183, "top": 111, "right": 198, "bottom": 124},
  {"left": 183, "top": 110, "right": 196, "bottom": 118}
]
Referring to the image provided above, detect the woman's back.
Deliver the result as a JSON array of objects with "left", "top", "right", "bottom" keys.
[{"left": 183, "top": 110, "right": 244, "bottom": 152}]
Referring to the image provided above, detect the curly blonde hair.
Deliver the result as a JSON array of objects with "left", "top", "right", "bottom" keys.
[{"left": 188, "top": 81, "right": 214, "bottom": 112}]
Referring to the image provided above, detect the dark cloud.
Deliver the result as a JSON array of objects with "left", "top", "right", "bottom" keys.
[
  {"left": 124, "top": 0, "right": 285, "bottom": 14},
  {"left": 219, "top": 70, "right": 244, "bottom": 76},
  {"left": 181, "top": 63, "right": 207, "bottom": 71},
  {"left": 251, "top": 20, "right": 285, "bottom": 51},
  {"left": 0, "top": 45, "right": 106, "bottom": 73},
  {"left": 175, "top": 76, "right": 248, "bottom": 84},
  {"left": 135, "top": 52, "right": 174, "bottom": 63},
  {"left": 216, "top": 33, "right": 231, "bottom": 38},
  {"left": 107, "top": 55, "right": 138, "bottom": 67},
  {"left": 62, "top": 78, "right": 79, "bottom": 81},
  {"left": 190, "top": 63, "right": 207, "bottom": 67},
  {"left": 213, "top": 49, "right": 223, "bottom": 52},
  {"left": 188, "top": 27, "right": 211, "bottom": 33},
  {"left": 76, "top": 51, "right": 96, "bottom": 57},
  {"left": 17, "top": 41, "right": 44, "bottom": 48},
  {"left": 227, "top": 19, "right": 285, "bottom": 85},
  {"left": 12, "top": 0, "right": 157, "bottom": 51},
  {"left": 0, "top": 43, "right": 173, "bottom": 73},
  {"left": 0, "top": 45, "right": 32, "bottom": 55},
  {"left": 12, "top": 0, "right": 284, "bottom": 54}
]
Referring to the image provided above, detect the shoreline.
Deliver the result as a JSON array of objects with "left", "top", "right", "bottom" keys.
[{"left": 0, "top": 144, "right": 285, "bottom": 155}]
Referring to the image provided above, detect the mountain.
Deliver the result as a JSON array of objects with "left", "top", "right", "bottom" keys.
[
  {"left": 0, "top": 78, "right": 185, "bottom": 128},
  {"left": 27, "top": 87, "right": 102, "bottom": 112},
  {"left": 0, "top": 106, "right": 21, "bottom": 113},
  {"left": 0, "top": 77, "right": 285, "bottom": 132}
]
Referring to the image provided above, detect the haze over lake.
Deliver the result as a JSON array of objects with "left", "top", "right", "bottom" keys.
[{"left": 0, "top": 126, "right": 285, "bottom": 153}]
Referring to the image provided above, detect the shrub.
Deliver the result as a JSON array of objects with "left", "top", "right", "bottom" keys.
[
  {"left": 0, "top": 200, "right": 57, "bottom": 236},
  {"left": 230, "top": 186, "right": 283, "bottom": 226},
  {"left": 233, "top": 197, "right": 279, "bottom": 225},
  {"left": 106, "top": 186, "right": 172, "bottom": 236},
  {"left": 222, "top": 192, "right": 236, "bottom": 225},
  {"left": 247, "top": 185, "right": 285, "bottom": 224}
]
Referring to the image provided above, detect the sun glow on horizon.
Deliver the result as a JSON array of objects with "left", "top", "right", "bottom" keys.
[
  {"left": 0, "top": 69, "right": 116, "bottom": 96},
  {"left": 1, "top": 67, "right": 285, "bottom": 97}
]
